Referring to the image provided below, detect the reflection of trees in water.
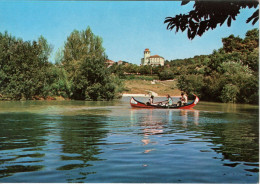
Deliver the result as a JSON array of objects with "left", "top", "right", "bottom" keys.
[
  {"left": 131, "top": 108, "right": 258, "bottom": 172},
  {"left": 173, "top": 110, "right": 258, "bottom": 166},
  {"left": 57, "top": 115, "right": 108, "bottom": 182},
  {"left": 0, "top": 113, "right": 46, "bottom": 179},
  {"left": 179, "top": 110, "right": 259, "bottom": 173},
  {"left": 202, "top": 120, "right": 259, "bottom": 163},
  {"left": 178, "top": 110, "right": 258, "bottom": 166}
]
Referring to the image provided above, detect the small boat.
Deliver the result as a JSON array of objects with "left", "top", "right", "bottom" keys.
[{"left": 130, "top": 94, "right": 199, "bottom": 109}]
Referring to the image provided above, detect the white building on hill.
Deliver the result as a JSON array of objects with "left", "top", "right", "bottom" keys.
[{"left": 141, "top": 48, "right": 164, "bottom": 66}]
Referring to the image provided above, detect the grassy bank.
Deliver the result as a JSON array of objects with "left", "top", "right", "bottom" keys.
[{"left": 122, "top": 79, "right": 181, "bottom": 96}]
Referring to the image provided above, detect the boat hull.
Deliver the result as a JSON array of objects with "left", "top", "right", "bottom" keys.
[{"left": 130, "top": 95, "right": 199, "bottom": 109}]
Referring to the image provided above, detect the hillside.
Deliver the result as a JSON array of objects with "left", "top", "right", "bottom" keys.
[{"left": 122, "top": 79, "right": 181, "bottom": 97}]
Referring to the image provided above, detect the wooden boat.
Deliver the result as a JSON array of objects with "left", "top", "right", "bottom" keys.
[{"left": 130, "top": 94, "right": 199, "bottom": 109}]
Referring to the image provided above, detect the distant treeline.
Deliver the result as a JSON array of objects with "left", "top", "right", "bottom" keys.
[
  {"left": 0, "top": 27, "right": 258, "bottom": 103},
  {"left": 110, "top": 28, "right": 259, "bottom": 104},
  {"left": 0, "top": 27, "right": 123, "bottom": 101}
]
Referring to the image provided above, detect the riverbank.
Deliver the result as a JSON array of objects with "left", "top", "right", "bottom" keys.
[
  {"left": 0, "top": 79, "right": 182, "bottom": 101},
  {"left": 123, "top": 79, "right": 181, "bottom": 96},
  {"left": 0, "top": 95, "right": 68, "bottom": 101}
]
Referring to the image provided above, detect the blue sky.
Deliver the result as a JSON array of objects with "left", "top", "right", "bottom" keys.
[{"left": 0, "top": 1, "right": 258, "bottom": 65}]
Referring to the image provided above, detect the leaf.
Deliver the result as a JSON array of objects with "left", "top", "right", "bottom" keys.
[
  {"left": 193, "top": 16, "right": 200, "bottom": 22},
  {"left": 180, "top": 25, "right": 187, "bottom": 32},
  {"left": 189, "top": 19, "right": 196, "bottom": 30},
  {"left": 188, "top": 28, "right": 191, "bottom": 38},
  {"left": 252, "top": 17, "right": 258, "bottom": 25},
  {"left": 167, "top": 24, "right": 175, "bottom": 30},
  {"left": 197, "top": 21, "right": 207, "bottom": 36},
  {"left": 181, "top": 1, "right": 190, "bottom": 6},
  {"left": 176, "top": 26, "right": 180, "bottom": 32},
  {"left": 190, "top": 28, "right": 197, "bottom": 40},
  {"left": 164, "top": 17, "right": 173, "bottom": 23},
  {"left": 231, "top": 14, "right": 236, "bottom": 20},
  {"left": 220, "top": 17, "right": 227, "bottom": 26},
  {"left": 227, "top": 16, "right": 232, "bottom": 27},
  {"left": 246, "top": 10, "right": 259, "bottom": 24}
]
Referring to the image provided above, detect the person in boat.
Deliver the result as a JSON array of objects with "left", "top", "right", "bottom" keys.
[
  {"left": 165, "top": 94, "right": 173, "bottom": 106},
  {"left": 146, "top": 95, "right": 154, "bottom": 105},
  {"left": 157, "top": 94, "right": 173, "bottom": 106},
  {"left": 178, "top": 92, "right": 188, "bottom": 106}
]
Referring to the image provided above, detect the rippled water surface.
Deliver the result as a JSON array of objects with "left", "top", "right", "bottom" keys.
[{"left": 0, "top": 97, "right": 258, "bottom": 183}]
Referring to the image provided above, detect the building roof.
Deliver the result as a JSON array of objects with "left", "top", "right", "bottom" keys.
[
  {"left": 106, "top": 59, "right": 114, "bottom": 63},
  {"left": 149, "top": 55, "right": 164, "bottom": 58}
]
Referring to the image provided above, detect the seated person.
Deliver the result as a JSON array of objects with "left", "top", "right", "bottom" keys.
[
  {"left": 146, "top": 95, "right": 154, "bottom": 105},
  {"left": 165, "top": 94, "right": 173, "bottom": 106},
  {"left": 157, "top": 94, "right": 174, "bottom": 106},
  {"left": 178, "top": 92, "right": 188, "bottom": 106}
]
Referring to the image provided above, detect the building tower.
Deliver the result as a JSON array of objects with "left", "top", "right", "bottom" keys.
[{"left": 143, "top": 48, "right": 150, "bottom": 65}]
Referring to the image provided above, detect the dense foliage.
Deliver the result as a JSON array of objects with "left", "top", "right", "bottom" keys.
[
  {"left": 0, "top": 28, "right": 122, "bottom": 101},
  {"left": 61, "top": 27, "right": 120, "bottom": 100},
  {"left": 0, "top": 32, "right": 54, "bottom": 100},
  {"left": 165, "top": 1, "right": 259, "bottom": 39},
  {"left": 176, "top": 28, "right": 259, "bottom": 104}
]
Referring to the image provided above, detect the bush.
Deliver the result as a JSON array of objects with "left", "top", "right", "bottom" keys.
[
  {"left": 238, "top": 76, "right": 259, "bottom": 104},
  {"left": 158, "top": 69, "right": 174, "bottom": 80},
  {"left": 220, "top": 84, "right": 239, "bottom": 103},
  {"left": 177, "top": 74, "right": 204, "bottom": 97}
]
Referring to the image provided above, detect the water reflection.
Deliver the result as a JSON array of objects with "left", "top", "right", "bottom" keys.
[
  {"left": 180, "top": 110, "right": 188, "bottom": 127},
  {"left": 0, "top": 113, "right": 46, "bottom": 179},
  {"left": 0, "top": 99, "right": 258, "bottom": 183},
  {"left": 130, "top": 109, "right": 200, "bottom": 125},
  {"left": 57, "top": 115, "right": 108, "bottom": 182},
  {"left": 179, "top": 109, "right": 200, "bottom": 127},
  {"left": 139, "top": 110, "right": 163, "bottom": 154},
  {"left": 130, "top": 109, "right": 201, "bottom": 156},
  {"left": 0, "top": 112, "right": 110, "bottom": 182},
  {"left": 130, "top": 108, "right": 259, "bottom": 173},
  {"left": 202, "top": 120, "right": 259, "bottom": 163}
]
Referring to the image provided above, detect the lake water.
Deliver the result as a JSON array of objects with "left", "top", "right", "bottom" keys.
[{"left": 0, "top": 97, "right": 258, "bottom": 183}]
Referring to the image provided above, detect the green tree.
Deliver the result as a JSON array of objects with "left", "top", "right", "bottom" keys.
[
  {"left": 38, "top": 35, "right": 53, "bottom": 62},
  {"left": 166, "top": 29, "right": 258, "bottom": 104},
  {"left": 245, "top": 47, "right": 259, "bottom": 72},
  {"left": 158, "top": 69, "right": 174, "bottom": 80},
  {"left": 139, "top": 65, "right": 152, "bottom": 75},
  {"left": 222, "top": 35, "right": 243, "bottom": 53},
  {"left": 244, "top": 28, "right": 259, "bottom": 47},
  {"left": 220, "top": 84, "right": 240, "bottom": 103},
  {"left": 54, "top": 47, "right": 64, "bottom": 64},
  {"left": 0, "top": 32, "right": 53, "bottom": 99},
  {"left": 177, "top": 74, "right": 204, "bottom": 98},
  {"left": 62, "top": 27, "right": 116, "bottom": 100},
  {"left": 123, "top": 63, "right": 139, "bottom": 74},
  {"left": 219, "top": 61, "right": 256, "bottom": 103}
]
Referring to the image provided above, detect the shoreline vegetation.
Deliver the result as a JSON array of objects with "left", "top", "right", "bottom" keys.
[
  {"left": 0, "top": 27, "right": 258, "bottom": 104},
  {"left": 0, "top": 79, "right": 181, "bottom": 101}
]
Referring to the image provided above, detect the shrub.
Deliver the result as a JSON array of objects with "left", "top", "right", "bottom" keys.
[
  {"left": 220, "top": 84, "right": 239, "bottom": 103},
  {"left": 177, "top": 74, "right": 204, "bottom": 97},
  {"left": 158, "top": 69, "right": 174, "bottom": 80}
]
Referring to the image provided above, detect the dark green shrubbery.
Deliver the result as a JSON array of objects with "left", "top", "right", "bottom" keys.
[
  {"left": 176, "top": 29, "right": 259, "bottom": 104},
  {"left": 0, "top": 28, "right": 122, "bottom": 101},
  {"left": 158, "top": 69, "right": 174, "bottom": 80}
]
